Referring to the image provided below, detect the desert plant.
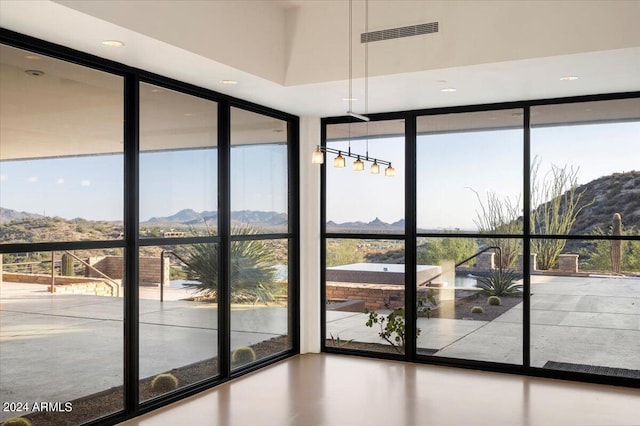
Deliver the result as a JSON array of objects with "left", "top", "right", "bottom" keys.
[
  {"left": 487, "top": 295, "right": 502, "bottom": 306},
  {"left": 579, "top": 227, "right": 640, "bottom": 273},
  {"left": 366, "top": 306, "right": 411, "bottom": 353},
  {"left": 610, "top": 213, "right": 623, "bottom": 273},
  {"left": 61, "top": 253, "right": 74, "bottom": 276},
  {"left": 328, "top": 333, "right": 353, "bottom": 348},
  {"left": 471, "top": 306, "right": 484, "bottom": 314},
  {"left": 151, "top": 373, "right": 179, "bottom": 393},
  {"left": 2, "top": 418, "right": 32, "bottom": 426},
  {"left": 365, "top": 297, "right": 434, "bottom": 353},
  {"left": 530, "top": 158, "right": 592, "bottom": 270},
  {"left": 477, "top": 269, "right": 522, "bottom": 296},
  {"left": 470, "top": 189, "right": 522, "bottom": 268},
  {"left": 232, "top": 346, "right": 257, "bottom": 367},
  {"left": 416, "top": 236, "right": 478, "bottom": 267},
  {"left": 184, "top": 224, "right": 277, "bottom": 303}
]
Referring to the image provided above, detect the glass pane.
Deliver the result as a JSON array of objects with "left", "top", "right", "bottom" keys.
[
  {"left": 325, "top": 238, "right": 406, "bottom": 355},
  {"left": 139, "top": 243, "right": 219, "bottom": 401},
  {"left": 230, "top": 238, "right": 290, "bottom": 369},
  {"left": 417, "top": 110, "right": 523, "bottom": 233},
  {"left": 325, "top": 120, "right": 405, "bottom": 234},
  {"left": 0, "top": 45, "right": 124, "bottom": 244},
  {"left": 415, "top": 237, "right": 523, "bottom": 364},
  {"left": 230, "top": 108, "right": 288, "bottom": 234},
  {"left": 530, "top": 238, "right": 640, "bottom": 377},
  {"left": 0, "top": 249, "right": 124, "bottom": 424},
  {"left": 530, "top": 99, "right": 640, "bottom": 247},
  {"left": 139, "top": 83, "right": 218, "bottom": 238}
]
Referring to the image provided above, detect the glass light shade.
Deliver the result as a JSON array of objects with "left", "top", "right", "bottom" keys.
[
  {"left": 334, "top": 153, "right": 346, "bottom": 168},
  {"left": 370, "top": 161, "right": 380, "bottom": 174},
  {"left": 385, "top": 164, "right": 395, "bottom": 176},
  {"left": 353, "top": 157, "right": 365, "bottom": 171},
  {"left": 312, "top": 147, "right": 324, "bottom": 164}
]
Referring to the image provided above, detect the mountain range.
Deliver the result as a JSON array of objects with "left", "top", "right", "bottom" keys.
[
  {"left": 143, "top": 209, "right": 288, "bottom": 227},
  {"left": 1, "top": 171, "right": 638, "bottom": 236}
]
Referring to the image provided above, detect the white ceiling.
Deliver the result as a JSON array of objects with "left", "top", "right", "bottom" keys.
[{"left": 1, "top": 0, "right": 639, "bottom": 119}]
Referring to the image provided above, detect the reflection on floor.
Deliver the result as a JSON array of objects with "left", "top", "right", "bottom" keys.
[{"left": 118, "top": 353, "right": 640, "bottom": 426}]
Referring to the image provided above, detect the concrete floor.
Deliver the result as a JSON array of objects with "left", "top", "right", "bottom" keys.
[
  {"left": 118, "top": 353, "right": 640, "bottom": 426},
  {"left": 1, "top": 275, "right": 639, "bottom": 422}
]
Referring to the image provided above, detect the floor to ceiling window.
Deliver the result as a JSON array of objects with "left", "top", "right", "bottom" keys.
[
  {"left": 138, "top": 83, "right": 220, "bottom": 401},
  {"left": 322, "top": 119, "right": 406, "bottom": 355},
  {"left": 529, "top": 98, "right": 640, "bottom": 377},
  {"left": 0, "top": 43, "right": 126, "bottom": 425},
  {"left": 0, "top": 33, "right": 299, "bottom": 426},
  {"left": 415, "top": 110, "right": 524, "bottom": 365},
  {"left": 229, "top": 107, "right": 293, "bottom": 368},
  {"left": 322, "top": 95, "right": 640, "bottom": 386}
]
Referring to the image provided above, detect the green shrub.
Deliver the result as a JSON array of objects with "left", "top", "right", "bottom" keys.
[
  {"left": 2, "top": 417, "right": 32, "bottom": 426},
  {"left": 471, "top": 306, "right": 484, "bottom": 314},
  {"left": 487, "top": 296, "right": 502, "bottom": 306},
  {"left": 151, "top": 373, "right": 179, "bottom": 393},
  {"left": 232, "top": 346, "right": 257, "bottom": 367},
  {"left": 477, "top": 269, "right": 522, "bottom": 296}
]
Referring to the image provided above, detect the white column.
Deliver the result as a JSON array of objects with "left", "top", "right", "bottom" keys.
[{"left": 299, "top": 116, "right": 321, "bottom": 353}]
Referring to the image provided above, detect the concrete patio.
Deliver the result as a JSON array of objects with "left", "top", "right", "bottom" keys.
[
  {"left": 1, "top": 274, "right": 639, "bottom": 422},
  {"left": 327, "top": 275, "right": 640, "bottom": 368}
]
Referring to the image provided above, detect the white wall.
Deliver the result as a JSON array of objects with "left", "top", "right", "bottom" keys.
[{"left": 298, "top": 116, "right": 322, "bottom": 353}]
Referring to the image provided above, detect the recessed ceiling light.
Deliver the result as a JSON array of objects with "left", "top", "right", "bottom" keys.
[
  {"left": 151, "top": 88, "right": 164, "bottom": 93},
  {"left": 220, "top": 80, "right": 238, "bottom": 85},
  {"left": 102, "top": 40, "right": 124, "bottom": 47},
  {"left": 440, "top": 88, "right": 457, "bottom": 92},
  {"left": 342, "top": 97, "right": 358, "bottom": 101},
  {"left": 24, "top": 55, "right": 41, "bottom": 60},
  {"left": 183, "top": 113, "right": 194, "bottom": 117},
  {"left": 559, "top": 76, "right": 579, "bottom": 81}
]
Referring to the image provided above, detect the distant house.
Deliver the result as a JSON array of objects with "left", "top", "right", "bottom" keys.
[{"left": 162, "top": 230, "right": 186, "bottom": 238}]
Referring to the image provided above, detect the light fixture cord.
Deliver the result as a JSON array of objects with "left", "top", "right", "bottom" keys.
[
  {"left": 348, "top": 0, "right": 352, "bottom": 154},
  {"left": 365, "top": 0, "right": 369, "bottom": 158}
]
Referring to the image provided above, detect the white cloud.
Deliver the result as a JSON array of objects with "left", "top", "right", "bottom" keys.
[
  {"left": 0, "top": 174, "right": 7, "bottom": 182},
  {"left": 81, "top": 179, "right": 91, "bottom": 187},
  {"left": 27, "top": 176, "right": 38, "bottom": 183},
  {"left": 56, "top": 178, "right": 65, "bottom": 184}
]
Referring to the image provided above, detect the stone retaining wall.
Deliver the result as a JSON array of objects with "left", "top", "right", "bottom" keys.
[
  {"left": 326, "top": 281, "right": 437, "bottom": 311},
  {"left": 2, "top": 272, "right": 119, "bottom": 296},
  {"left": 88, "top": 256, "right": 168, "bottom": 285}
]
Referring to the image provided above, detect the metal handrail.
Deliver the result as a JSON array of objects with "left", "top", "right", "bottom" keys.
[
  {"left": 63, "top": 251, "right": 121, "bottom": 297},
  {"left": 159, "top": 250, "right": 193, "bottom": 302}
]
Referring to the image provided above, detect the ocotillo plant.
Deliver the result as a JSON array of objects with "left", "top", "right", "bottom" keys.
[{"left": 610, "top": 213, "right": 623, "bottom": 273}]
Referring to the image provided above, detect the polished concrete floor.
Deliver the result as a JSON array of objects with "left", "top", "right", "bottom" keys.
[{"left": 119, "top": 353, "right": 640, "bottom": 426}]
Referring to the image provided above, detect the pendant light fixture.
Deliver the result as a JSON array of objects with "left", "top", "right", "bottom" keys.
[{"left": 311, "top": 0, "right": 395, "bottom": 177}]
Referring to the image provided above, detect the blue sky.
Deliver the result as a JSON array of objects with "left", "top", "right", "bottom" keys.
[
  {"left": 1, "top": 121, "right": 638, "bottom": 227},
  {"left": 326, "top": 121, "right": 639, "bottom": 230},
  {"left": 0, "top": 144, "right": 287, "bottom": 222}
]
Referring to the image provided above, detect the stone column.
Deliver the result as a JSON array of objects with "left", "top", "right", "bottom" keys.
[{"left": 558, "top": 254, "right": 579, "bottom": 273}]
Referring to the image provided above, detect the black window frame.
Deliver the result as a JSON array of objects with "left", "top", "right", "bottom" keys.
[
  {"left": 321, "top": 93, "right": 640, "bottom": 389},
  {"left": 0, "top": 28, "right": 300, "bottom": 425}
]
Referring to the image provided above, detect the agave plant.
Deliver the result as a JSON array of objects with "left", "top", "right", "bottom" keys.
[
  {"left": 477, "top": 269, "right": 522, "bottom": 297},
  {"left": 184, "top": 224, "right": 277, "bottom": 304}
]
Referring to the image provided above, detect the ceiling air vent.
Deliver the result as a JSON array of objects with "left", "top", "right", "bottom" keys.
[{"left": 361, "top": 22, "right": 439, "bottom": 43}]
